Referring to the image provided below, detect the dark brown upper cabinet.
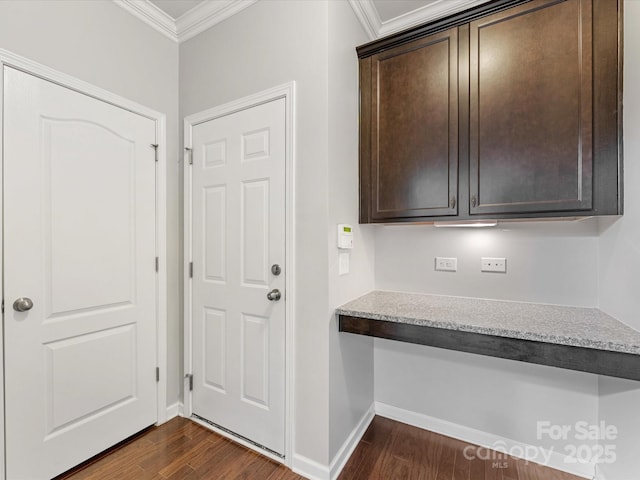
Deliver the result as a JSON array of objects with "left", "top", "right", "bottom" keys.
[
  {"left": 469, "top": 0, "right": 593, "bottom": 215},
  {"left": 367, "top": 28, "right": 459, "bottom": 220},
  {"left": 358, "top": 0, "right": 622, "bottom": 224}
]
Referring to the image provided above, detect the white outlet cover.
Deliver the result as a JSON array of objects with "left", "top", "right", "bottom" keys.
[
  {"left": 435, "top": 257, "right": 457, "bottom": 272},
  {"left": 481, "top": 257, "right": 507, "bottom": 273}
]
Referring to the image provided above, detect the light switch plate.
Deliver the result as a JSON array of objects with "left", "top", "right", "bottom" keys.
[
  {"left": 481, "top": 257, "right": 507, "bottom": 273},
  {"left": 435, "top": 257, "right": 457, "bottom": 272},
  {"left": 339, "top": 252, "right": 350, "bottom": 275}
]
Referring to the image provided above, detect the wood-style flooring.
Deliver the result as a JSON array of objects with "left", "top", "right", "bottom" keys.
[
  {"left": 57, "top": 417, "right": 302, "bottom": 480},
  {"left": 339, "top": 416, "right": 582, "bottom": 480},
  {"left": 58, "top": 416, "right": 583, "bottom": 480}
]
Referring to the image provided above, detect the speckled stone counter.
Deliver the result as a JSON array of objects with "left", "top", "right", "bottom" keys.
[{"left": 337, "top": 291, "right": 640, "bottom": 380}]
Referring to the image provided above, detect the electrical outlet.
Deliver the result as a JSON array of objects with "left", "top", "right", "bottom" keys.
[
  {"left": 481, "top": 257, "right": 507, "bottom": 273},
  {"left": 435, "top": 257, "right": 457, "bottom": 272}
]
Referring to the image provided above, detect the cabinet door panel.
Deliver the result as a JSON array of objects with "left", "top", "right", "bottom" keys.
[
  {"left": 370, "top": 28, "right": 458, "bottom": 220},
  {"left": 469, "top": 0, "right": 593, "bottom": 215}
]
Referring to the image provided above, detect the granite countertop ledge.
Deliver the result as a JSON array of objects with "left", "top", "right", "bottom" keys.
[{"left": 336, "top": 291, "right": 640, "bottom": 355}]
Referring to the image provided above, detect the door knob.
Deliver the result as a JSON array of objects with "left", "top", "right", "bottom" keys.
[
  {"left": 267, "top": 289, "right": 281, "bottom": 301},
  {"left": 13, "top": 297, "right": 34, "bottom": 312}
]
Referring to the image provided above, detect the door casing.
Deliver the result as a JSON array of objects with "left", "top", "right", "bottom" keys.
[
  {"left": 183, "top": 82, "right": 296, "bottom": 466},
  {"left": 0, "top": 48, "right": 169, "bottom": 480}
]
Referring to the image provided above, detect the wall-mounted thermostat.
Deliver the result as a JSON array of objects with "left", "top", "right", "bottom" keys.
[{"left": 337, "top": 224, "right": 354, "bottom": 249}]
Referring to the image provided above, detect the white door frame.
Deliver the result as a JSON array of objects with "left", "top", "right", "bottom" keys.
[
  {"left": 183, "top": 82, "right": 296, "bottom": 466},
  {"left": 0, "top": 49, "right": 169, "bottom": 480}
]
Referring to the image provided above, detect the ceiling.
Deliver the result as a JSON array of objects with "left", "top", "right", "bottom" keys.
[
  {"left": 372, "top": 0, "right": 442, "bottom": 23},
  {"left": 148, "top": 0, "right": 205, "bottom": 19},
  {"left": 119, "top": 0, "right": 490, "bottom": 43}
]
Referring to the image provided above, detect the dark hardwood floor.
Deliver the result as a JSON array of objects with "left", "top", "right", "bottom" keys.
[
  {"left": 339, "top": 416, "right": 582, "bottom": 480},
  {"left": 57, "top": 417, "right": 302, "bottom": 480},
  {"left": 58, "top": 416, "right": 583, "bottom": 479}
]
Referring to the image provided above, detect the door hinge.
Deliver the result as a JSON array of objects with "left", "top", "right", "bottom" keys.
[
  {"left": 189, "top": 262, "right": 193, "bottom": 278},
  {"left": 156, "top": 367, "right": 160, "bottom": 382},
  {"left": 186, "top": 373, "right": 194, "bottom": 391},
  {"left": 155, "top": 257, "right": 159, "bottom": 272},
  {"left": 151, "top": 144, "right": 159, "bottom": 162},
  {"left": 184, "top": 147, "right": 193, "bottom": 165}
]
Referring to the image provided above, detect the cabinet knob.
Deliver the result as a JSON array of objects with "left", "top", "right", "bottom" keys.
[
  {"left": 450, "top": 196, "right": 456, "bottom": 209},
  {"left": 471, "top": 195, "right": 477, "bottom": 208}
]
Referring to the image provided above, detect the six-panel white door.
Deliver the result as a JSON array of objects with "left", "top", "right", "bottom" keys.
[
  {"left": 190, "top": 98, "right": 286, "bottom": 455},
  {"left": 3, "top": 67, "right": 158, "bottom": 479}
]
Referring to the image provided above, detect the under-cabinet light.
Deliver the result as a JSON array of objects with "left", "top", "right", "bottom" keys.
[{"left": 433, "top": 220, "right": 498, "bottom": 228}]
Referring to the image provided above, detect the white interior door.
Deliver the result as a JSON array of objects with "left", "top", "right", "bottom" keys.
[
  {"left": 3, "top": 67, "right": 158, "bottom": 479},
  {"left": 190, "top": 98, "right": 286, "bottom": 455}
]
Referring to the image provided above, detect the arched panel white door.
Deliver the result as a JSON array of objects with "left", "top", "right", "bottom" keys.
[{"left": 3, "top": 67, "right": 158, "bottom": 479}]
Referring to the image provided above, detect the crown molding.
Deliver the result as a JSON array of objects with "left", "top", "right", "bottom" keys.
[
  {"left": 379, "top": 0, "right": 491, "bottom": 37},
  {"left": 113, "top": 0, "right": 258, "bottom": 43},
  {"left": 114, "top": 0, "right": 178, "bottom": 41},
  {"left": 116, "top": 0, "right": 489, "bottom": 43},
  {"left": 347, "top": 0, "right": 379, "bottom": 41},
  {"left": 349, "top": 0, "right": 491, "bottom": 41},
  {"left": 176, "top": 0, "right": 258, "bottom": 42}
]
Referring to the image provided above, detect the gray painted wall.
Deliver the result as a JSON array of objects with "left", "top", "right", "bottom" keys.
[
  {"left": 374, "top": 222, "right": 602, "bottom": 456},
  {"left": 597, "top": 3, "right": 640, "bottom": 479},
  {"left": 375, "top": 220, "right": 600, "bottom": 305},
  {"left": 327, "top": 0, "right": 376, "bottom": 461}
]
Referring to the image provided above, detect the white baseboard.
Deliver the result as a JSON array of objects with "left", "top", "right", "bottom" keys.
[
  {"left": 170, "top": 401, "right": 595, "bottom": 479},
  {"left": 165, "top": 401, "right": 184, "bottom": 421},
  {"left": 375, "top": 402, "right": 595, "bottom": 479},
  {"left": 329, "top": 404, "right": 375, "bottom": 479},
  {"left": 291, "top": 453, "right": 330, "bottom": 480},
  {"left": 292, "top": 404, "right": 375, "bottom": 480}
]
